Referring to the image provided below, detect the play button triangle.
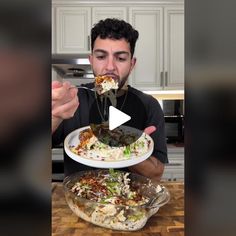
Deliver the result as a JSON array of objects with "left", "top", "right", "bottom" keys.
[{"left": 109, "top": 106, "right": 131, "bottom": 130}]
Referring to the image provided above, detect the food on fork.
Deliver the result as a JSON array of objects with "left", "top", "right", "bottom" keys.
[{"left": 95, "top": 75, "right": 119, "bottom": 94}]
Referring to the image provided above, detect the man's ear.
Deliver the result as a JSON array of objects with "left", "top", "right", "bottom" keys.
[
  {"left": 88, "top": 54, "right": 93, "bottom": 65},
  {"left": 130, "top": 57, "right": 137, "bottom": 71}
]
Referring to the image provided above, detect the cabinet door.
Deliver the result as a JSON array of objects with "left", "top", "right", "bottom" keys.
[
  {"left": 92, "top": 7, "right": 127, "bottom": 24},
  {"left": 129, "top": 7, "right": 163, "bottom": 90},
  {"left": 55, "top": 7, "right": 91, "bottom": 53},
  {"left": 164, "top": 7, "right": 184, "bottom": 89}
]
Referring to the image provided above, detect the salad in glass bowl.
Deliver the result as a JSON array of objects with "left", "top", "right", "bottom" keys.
[{"left": 63, "top": 169, "right": 170, "bottom": 231}]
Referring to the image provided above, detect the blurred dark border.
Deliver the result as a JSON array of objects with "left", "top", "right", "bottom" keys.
[
  {"left": 0, "top": 1, "right": 51, "bottom": 236},
  {"left": 186, "top": 0, "right": 236, "bottom": 235}
]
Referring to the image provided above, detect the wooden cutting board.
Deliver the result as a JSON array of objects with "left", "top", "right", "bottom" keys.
[{"left": 52, "top": 181, "right": 184, "bottom": 236}]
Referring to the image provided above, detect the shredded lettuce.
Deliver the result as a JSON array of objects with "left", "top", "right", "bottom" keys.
[
  {"left": 109, "top": 168, "right": 120, "bottom": 178},
  {"left": 123, "top": 145, "right": 131, "bottom": 157}
]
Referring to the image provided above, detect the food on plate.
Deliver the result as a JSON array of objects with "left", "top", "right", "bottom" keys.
[
  {"left": 64, "top": 169, "right": 168, "bottom": 231},
  {"left": 69, "top": 124, "right": 152, "bottom": 162},
  {"left": 95, "top": 75, "right": 118, "bottom": 94}
]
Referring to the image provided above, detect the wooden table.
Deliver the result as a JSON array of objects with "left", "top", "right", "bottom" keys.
[{"left": 52, "top": 182, "right": 184, "bottom": 236}]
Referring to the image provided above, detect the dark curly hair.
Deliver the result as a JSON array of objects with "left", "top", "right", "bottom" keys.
[{"left": 91, "top": 18, "right": 139, "bottom": 58}]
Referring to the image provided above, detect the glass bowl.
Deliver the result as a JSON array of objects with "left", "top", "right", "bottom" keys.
[{"left": 63, "top": 169, "right": 170, "bottom": 231}]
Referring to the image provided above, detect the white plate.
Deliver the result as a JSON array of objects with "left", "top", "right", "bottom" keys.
[{"left": 64, "top": 126, "right": 154, "bottom": 169}]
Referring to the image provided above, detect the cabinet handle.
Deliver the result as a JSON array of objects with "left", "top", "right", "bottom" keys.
[
  {"left": 160, "top": 71, "right": 164, "bottom": 87},
  {"left": 165, "top": 72, "right": 168, "bottom": 86},
  {"left": 87, "top": 35, "right": 90, "bottom": 51}
]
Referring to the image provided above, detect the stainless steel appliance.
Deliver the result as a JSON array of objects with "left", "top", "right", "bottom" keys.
[
  {"left": 163, "top": 100, "right": 184, "bottom": 144},
  {"left": 52, "top": 53, "right": 95, "bottom": 86}
]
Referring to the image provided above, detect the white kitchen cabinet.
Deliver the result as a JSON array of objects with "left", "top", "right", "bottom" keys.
[
  {"left": 55, "top": 7, "right": 91, "bottom": 53},
  {"left": 164, "top": 6, "right": 184, "bottom": 89},
  {"left": 53, "top": 6, "right": 127, "bottom": 54},
  {"left": 92, "top": 7, "right": 127, "bottom": 24},
  {"left": 129, "top": 6, "right": 184, "bottom": 90},
  {"left": 52, "top": 1, "right": 184, "bottom": 90},
  {"left": 129, "top": 7, "right": 163, "bottom": 90}
]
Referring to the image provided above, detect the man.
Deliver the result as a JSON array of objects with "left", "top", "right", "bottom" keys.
[{"left": 52, "top": 18, "right": 168, "bottom": 181}]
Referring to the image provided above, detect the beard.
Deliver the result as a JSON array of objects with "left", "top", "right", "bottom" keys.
[{"left": 118, "top": 74, "right": 129, "bottom": 90}]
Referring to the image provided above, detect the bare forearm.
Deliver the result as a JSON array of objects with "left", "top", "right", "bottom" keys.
[{"left": 128, "top": 156, "right": 164, "bottom": 181}]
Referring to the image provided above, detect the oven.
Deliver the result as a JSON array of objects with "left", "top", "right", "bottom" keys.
[
  {"left": 162, "top": 100, "right": 184, "bottom": 144},
  {"left": 165, "top": 115, "right": 184, "bottom": 143}
]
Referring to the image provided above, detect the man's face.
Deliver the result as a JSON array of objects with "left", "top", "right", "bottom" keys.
[{"left": 89, "top": 37, "right": 136, "bottom": 89}]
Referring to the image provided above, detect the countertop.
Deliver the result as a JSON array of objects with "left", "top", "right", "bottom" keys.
[{"left": 52, "top": 181, "right": 184, "bottom": 236}]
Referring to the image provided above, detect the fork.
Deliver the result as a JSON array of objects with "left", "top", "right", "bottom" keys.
[
  {"left": 145, "top": 186, "right": 166, "bottom": 207},
  {"left": 69, "top": 86, "right": 96, "bottom": 92}
]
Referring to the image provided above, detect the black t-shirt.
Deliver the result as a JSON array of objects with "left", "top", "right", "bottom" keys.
[{"left": 52, "top": 85, "right": 168, "bottom": 176}]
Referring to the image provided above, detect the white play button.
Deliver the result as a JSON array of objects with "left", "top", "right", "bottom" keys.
[{"left": 109, "top": 106, "right": 131, "bottom": 130}]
